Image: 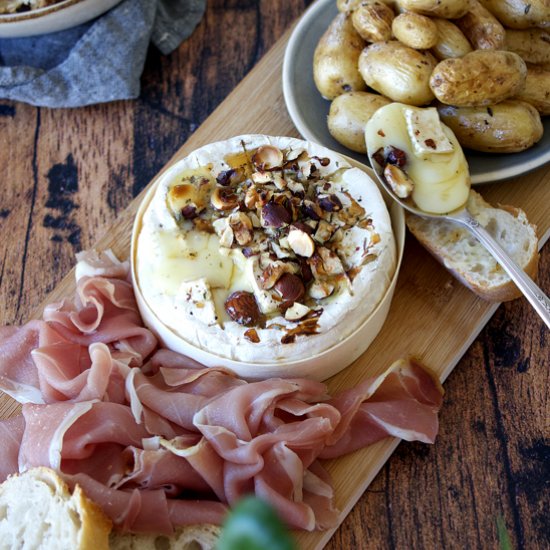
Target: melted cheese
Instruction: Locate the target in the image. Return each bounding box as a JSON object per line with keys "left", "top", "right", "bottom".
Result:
{"left": 365, "top": 103, "right": 470, "bottom": 215}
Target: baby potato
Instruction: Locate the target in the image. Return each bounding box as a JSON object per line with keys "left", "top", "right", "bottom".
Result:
{"left": 328, "top": 92, "right": 392, "bottom": 153}
{"left": 430, "top": 50, "right": 527, "bottom": 107}
{"left": 395, "top": 0, "right": 470, "bottom": 19}
{"left": 352, "top": 1, "right": 394, "bottom": 42}
{"left": 392, "top": 12, "right": 438, "bottom": 49}
{"left": 313, "top": 13, "right": 367, "bottom": 100}
{"left": 437, "top": 100, "right": 543, "bottom": 153}
{"left": 514, "top": 65, "right": 550, "bottom": 115}
{"left": 359, "top": 41, "right": 437, "bottom": 105}
{"left": 455, "top": 0, "right": 505, "bottom": 50}
{"left": 338, "top": 0, "right": 395, "bottom": 12}
{"left": 504, "top": 29, "right": 550, "bottom": 66}
{"left": 431, "top": 18, "right": 473, "bottom": 60}
{"left": 478, "top": 0, "right": 550, "bottom": 29}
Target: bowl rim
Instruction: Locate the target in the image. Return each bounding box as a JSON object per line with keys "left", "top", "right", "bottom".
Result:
{"left": 130, "top": 139, "right": 405, "bottom": 370}
{"left": 0, "top": 0, "right": 85, "bottom": 21}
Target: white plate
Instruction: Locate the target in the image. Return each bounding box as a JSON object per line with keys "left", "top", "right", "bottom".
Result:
{"left": 0, "top": 0, "right": 122, "bottom": 37}
{"left": 282, "top": 0, "right": 550, "bottom": 185}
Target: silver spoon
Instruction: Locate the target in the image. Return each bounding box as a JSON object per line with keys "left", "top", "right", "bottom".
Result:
{"left": 367, "top": 153, "right": 550, "bottom": 329}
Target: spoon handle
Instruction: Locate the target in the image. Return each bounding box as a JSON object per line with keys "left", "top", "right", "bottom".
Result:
{"left": 457, "top": 210, "right": 550, "bottom": 329}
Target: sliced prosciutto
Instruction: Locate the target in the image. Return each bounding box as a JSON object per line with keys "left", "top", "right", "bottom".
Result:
{"left": 0, "top": 249, "right": 444, "bottom": 534}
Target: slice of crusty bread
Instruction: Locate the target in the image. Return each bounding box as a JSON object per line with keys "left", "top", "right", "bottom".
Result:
{"left": 406, "top": 190, "right": 539, "bottom": 302}
{"left": 109, "top": 525, "right": 221, "bottom": 550}
{"left": 0, "top": 467, "right": 111, "bottom": 550}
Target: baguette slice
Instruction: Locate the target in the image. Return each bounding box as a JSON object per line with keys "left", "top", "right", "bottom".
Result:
{"left": 109, "top": 525, "right": 221, "bottom": 550}
{"left": 406, "top": 190, "right": 539, "bottom": 302}
{"left": 0, "top": 467, "right": 111, "bottom": 550}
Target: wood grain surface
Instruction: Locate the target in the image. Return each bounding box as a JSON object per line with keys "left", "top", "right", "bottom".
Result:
{"left": 0, "top": 1, "right": 548, "bottom": 549}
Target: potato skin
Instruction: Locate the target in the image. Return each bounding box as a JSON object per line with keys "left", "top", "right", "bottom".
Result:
{"left": 478, "top": 0, "right": 550, "bottom": 29}
{"left": 514, "top": 65, "right": 550, "bottom": 115}
{"left": 437, "top": 100, "right": 543, "bottom": 152}
{"left": 430, "top": 50, "right": 527, "bottom": 106}
{"left": 504, "top": 29, "right": 550, "bottom": 65}
{"left": 395, "top": 0, "right": 470, "bottom": 18}
{"left": 328, "top": 92, "right": 392, "bottom": 153}
{"left": 313, "top": 13, "right": 367, "bottom": 100}
{"left": 431, "top": 18, "right": 473, "bottom": 60}
{"left": 359, "top": 41, "right": 437, "bottom": 105}
{"left": 352, "top": 1, "right": 394, "bottom": 42}
{"left": 392, "top": 12, "right": 438, "bottom": 49}
{"left": 455, "top": 0, "right": 505, "bottom": 50}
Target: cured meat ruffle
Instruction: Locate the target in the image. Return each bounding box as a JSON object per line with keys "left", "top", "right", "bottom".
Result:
{"left": 0, "top": 249, "right": 443, "bottom": 533}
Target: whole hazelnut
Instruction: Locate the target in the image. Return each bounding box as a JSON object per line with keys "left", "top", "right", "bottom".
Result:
{"left": 224, "top": 291, "right": 261, "bottom": 326}
{"left": 274, "top": 273, "right": 305, "bottom": 304}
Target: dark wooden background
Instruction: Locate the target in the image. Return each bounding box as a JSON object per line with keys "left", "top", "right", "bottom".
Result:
{"left": 0, "top": 1, "right": 548, "bottom": 548}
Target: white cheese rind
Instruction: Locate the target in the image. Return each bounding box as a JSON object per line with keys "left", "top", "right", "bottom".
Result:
{"left": 135, "top": 135, "right": 396, "bottom": 364}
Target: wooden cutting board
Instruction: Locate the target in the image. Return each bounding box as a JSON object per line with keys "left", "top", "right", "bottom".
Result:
{"left": 1, "top": 26, "right": 549, "bottom": 550}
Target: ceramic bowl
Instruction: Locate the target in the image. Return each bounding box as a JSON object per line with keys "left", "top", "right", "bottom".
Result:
{"left": 0, "top": 0, "right": 122, "bottom": 38}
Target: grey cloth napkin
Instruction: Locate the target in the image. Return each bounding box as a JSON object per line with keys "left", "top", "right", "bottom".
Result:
{"left": 0, "top": 0, "right": 205, "bottom": 107}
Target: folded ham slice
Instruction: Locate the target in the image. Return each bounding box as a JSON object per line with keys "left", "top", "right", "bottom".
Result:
{"left": 0, "top": 250, "right": 443, "bottom": 533}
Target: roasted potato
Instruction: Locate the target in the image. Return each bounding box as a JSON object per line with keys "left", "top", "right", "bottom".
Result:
{"left": 313, "top": 14, "right": 367, "bottom": 100}
{"left": 359, "top": 41, "right": 437, "bottom": 105}
{"left": 352, "top": 1, "right": 394, "bottom": 42}
{"left": 430, "top": 50, "right": 527, "bottom": 106}
{"left": 478, "top": 0, "right": 550, "bottom": 29}
{"left": 514, "top": 65, "right": 550, "bottom": 115}
{"left": 395, "top": 0, "right": 470, "bottom": 19}
{"left": 455, "top": 0, "right": 506, "bottom": 50}
{"left": 338, "top": 0, "right": 396, "bottom": 12}
{"left": 431, "top": 18, "right": 473, "bottom": 60}
{"left": 328, "top": 92, "right": 392, "bottom": 153}
{"left": 504, "top": 29, "right": 550, "bottom": 65}
{"left": 437, "top": 100, "right": 543, "bottom": 153}
{"left": 392, "top": 12, "right": 438, "bottom": 49}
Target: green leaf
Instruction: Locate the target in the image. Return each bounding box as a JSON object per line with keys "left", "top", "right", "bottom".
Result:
{"left": 216, "top": 496, "right": 297, "bottom": 550}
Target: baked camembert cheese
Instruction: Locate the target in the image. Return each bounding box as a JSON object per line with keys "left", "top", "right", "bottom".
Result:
{"left": 133, "top": 135, "right": 396, "bottom": 365}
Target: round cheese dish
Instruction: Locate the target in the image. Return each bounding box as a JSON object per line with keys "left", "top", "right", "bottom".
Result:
{"left": 132, "top": 135, "right": 398, "bottom": 379}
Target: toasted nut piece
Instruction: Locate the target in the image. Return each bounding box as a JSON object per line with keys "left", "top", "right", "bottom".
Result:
{"left": 351, "top": 1, "right": 394, "bottom": 43}
{"left": 224, "top": 291, "right": 261, "bottom": 326}
{"left": 383, "top": 164, "right": 414, "bottom": 199}
{"left": 284, "top": 302, "right": 311, "bottom": 321}
{"left": 288, "top": 229, "right": 316, "bottom": 258}
{"left": 274, "top": 273, "right": 306, "bottom": 304}
{"left": 318, "top": 194, "right": 343, "bottom": 212}
{"left": 302, "top": 200, "right": 323, "bottom": 221}
{"left": 309, "top": 280, "right": 335, "bottom": 300}
{"left": 211, "top": 186, "right": 239, "bottom": 210}
{"left": 228, "top": 212, "right": 253, "bottom": 246}
{"left": 262, "top": 202, "right": 292, "bottom": 227}
{"left": 216, "top": 169, "right": 244, "bottom": 186}
{"left": 318, "top": 247, "right": 345, "bottom": 275}
{"left": 272, "top": 172, "right": 287, "bottom": 190}
{"left": 252, "top": 145, "right": 284, "bottom": 170}
{"left": 259, "top": 261, "right": 299, "bottom": 289}
{"left": 285, "top": 148, "right": 306, "bottom": 161}
{"left": 314, "top": 220, "right": 335, "bottom": 244}
{"left": 244, "top": 186, "right": 259, "bottom": 209}
{"left": 251, "top": 171, "right": 273, "bottom": 184}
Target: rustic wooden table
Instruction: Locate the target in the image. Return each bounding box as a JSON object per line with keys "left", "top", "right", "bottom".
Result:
{"left": 0, "top": 1, "right": 548, "bottom": 549}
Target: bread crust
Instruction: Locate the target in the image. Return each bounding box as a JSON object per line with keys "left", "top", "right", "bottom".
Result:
{"left": 0, "top": 467, "right": 111, "bottom": 550}
{"left": 406, "top": 191, "right": 539, "bottom": 302}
